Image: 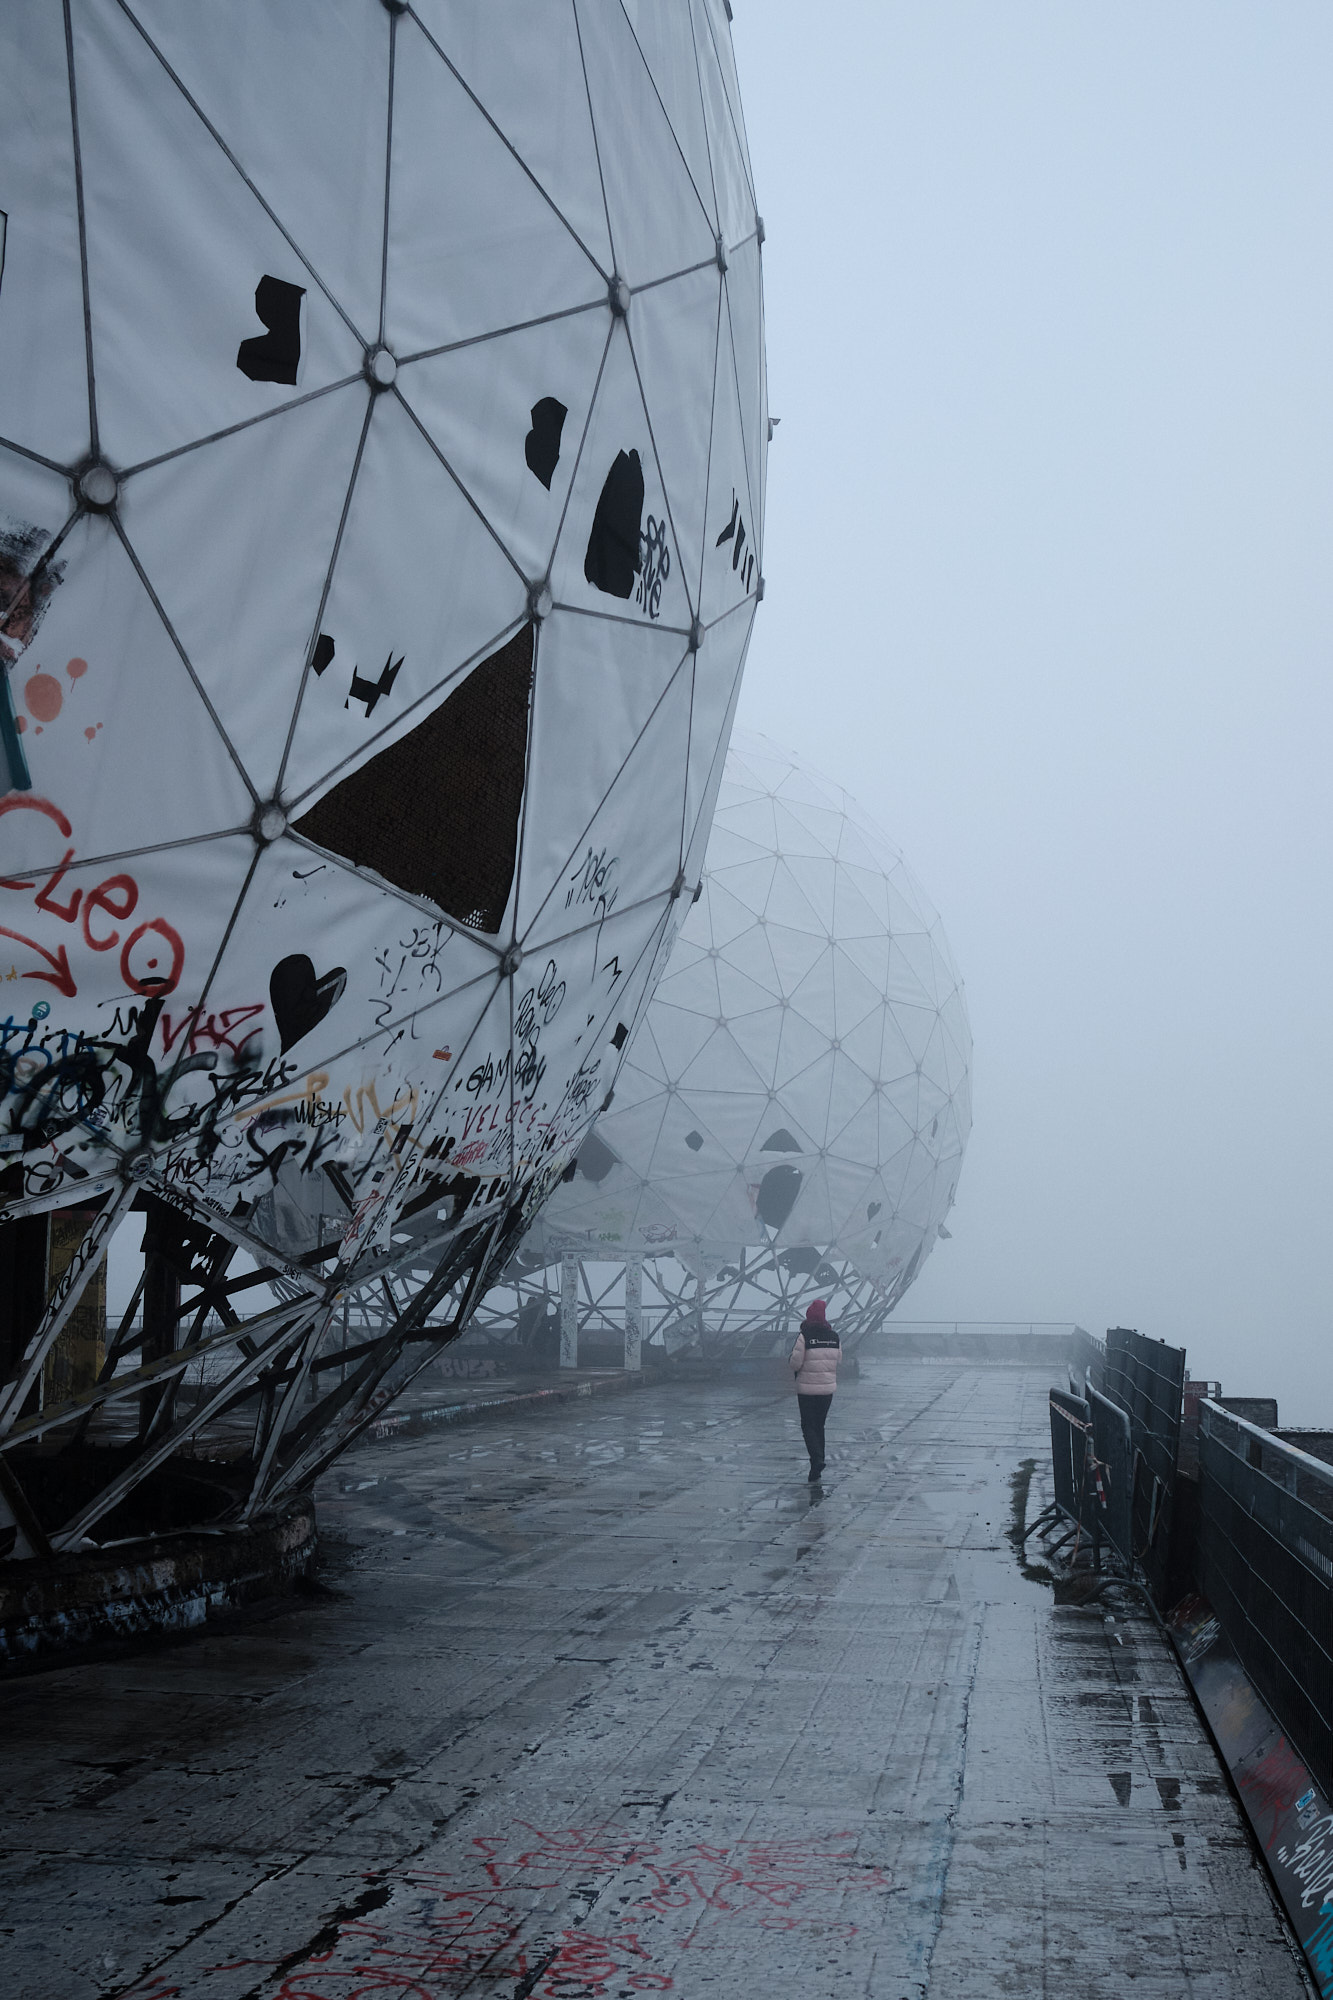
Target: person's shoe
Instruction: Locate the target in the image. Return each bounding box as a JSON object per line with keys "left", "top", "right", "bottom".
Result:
{"left": 808, "top": 1464, "right": 823, "bottom": 1483}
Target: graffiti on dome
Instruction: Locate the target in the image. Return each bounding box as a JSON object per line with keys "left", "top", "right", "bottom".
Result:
{"left": 0, "top": 871, "right": 606, "bottom": 1251}
{"left": 714, "top": 488, "right": 756, "bottom": 594}
{"left": 636, "top": 513, "right": 670, "bottom": 619}
{"left": 269, "top": 953, "right": 347, "bottom": 1054}
{"left": 1, "top": 796, "right": 185, "bottom": 1002}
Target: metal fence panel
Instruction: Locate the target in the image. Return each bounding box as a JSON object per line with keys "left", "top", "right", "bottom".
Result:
{"left": 1049, "top": 1390, "right": 1094, "bottom": 1536}
{"left": 1089, "top": 1384, "right": 1133, "bottom": 1565}
{"left": 1198, "top": 1400, "right": 1333, "bottom": 1801}
{"left": 1103, "top": 1326, "right": 1186, "bottom": 1601}
{"left": 1070, "top": 1326, "right": 1106, "bottom": 1396}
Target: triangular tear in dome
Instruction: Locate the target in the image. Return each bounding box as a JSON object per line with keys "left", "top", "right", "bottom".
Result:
{"left": 294, "top": 622, "right": 533, "bottom": 933}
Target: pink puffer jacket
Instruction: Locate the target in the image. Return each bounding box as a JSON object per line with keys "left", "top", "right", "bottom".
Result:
{"left": 790, "top": 1326, "right": 841, "bottom": 1395}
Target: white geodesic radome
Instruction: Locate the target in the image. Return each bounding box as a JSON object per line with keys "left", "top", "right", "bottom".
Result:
{"left": 524, "top": 731, "right": 971, "bottom": 1329}
{"left": 0, "top": 4, "right": 765, "bottom": 1545}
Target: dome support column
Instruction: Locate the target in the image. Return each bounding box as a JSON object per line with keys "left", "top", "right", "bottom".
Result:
{"left": 624, "top": 1257, "right": 643, "bottom": 1372}
{"left": 559, "top": 1254, "right": 579, "bottom": 1370}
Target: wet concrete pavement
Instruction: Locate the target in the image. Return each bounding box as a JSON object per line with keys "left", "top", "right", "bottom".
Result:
{"left": 0, "top": 1357, "right": 1312, "bottom": 1998}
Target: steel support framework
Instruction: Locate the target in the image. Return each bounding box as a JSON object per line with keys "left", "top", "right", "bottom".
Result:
{"left": 468, "top": 1242, "right": 894, "bottom": 1364}
{"left": 0, "top": 1165, "right": 523, "bottom": 1563}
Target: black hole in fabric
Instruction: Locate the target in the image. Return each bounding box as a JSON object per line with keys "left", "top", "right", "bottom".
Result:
{"left": 756, "top": 1164, "right": 802, "bottom": 1231}
{"left": 576, "top": 1131, "right": 617, "bottom": 1184}
{"left": 311, "top": 633, "right": 335, "bottom": 677}
{"left": 293, "top": 624, "right": 533, "bottom": 934}
{"left": 761, "top": 1128, "right": 801, "bottom": 1153}
{"left": 780, "top": 1246, "right": 820, "bottom": 1276}
{"left": 525, "top": 396, "right": 567, "bottom": 489}
{"left": 237, "top": 274, "right": 305, "bottom": 385}
{"left": 684, "top": 1130, "right": 703, "bottom": 1152}
{"left": 584, "top": 450, "right": 644, "bottom": 598}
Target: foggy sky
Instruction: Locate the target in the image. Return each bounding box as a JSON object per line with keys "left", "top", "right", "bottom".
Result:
{"left": 731, "top": 2, "right": 1333, "bottom": 1413}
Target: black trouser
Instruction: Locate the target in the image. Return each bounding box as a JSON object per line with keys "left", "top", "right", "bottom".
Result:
{"left": 798, "top": 1393, "right": 832, "bottom": 1471}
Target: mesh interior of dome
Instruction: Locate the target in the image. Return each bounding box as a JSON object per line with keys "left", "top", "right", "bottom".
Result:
{"left": 294, "top": 623, "right": 534, "bottom": 933}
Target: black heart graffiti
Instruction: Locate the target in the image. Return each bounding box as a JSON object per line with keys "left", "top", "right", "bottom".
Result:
{"left": 269, "top": 953, "right": 347, "bottom": 1054}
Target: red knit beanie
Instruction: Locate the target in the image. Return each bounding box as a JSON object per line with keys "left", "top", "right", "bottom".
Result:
{"left": 806, "top": 1298, "right": 827, "bottom": 1324}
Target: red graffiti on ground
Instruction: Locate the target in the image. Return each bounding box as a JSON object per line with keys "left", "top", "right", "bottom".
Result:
{"left": 236, "top": 1827, "right": 891, "bottom": 1999}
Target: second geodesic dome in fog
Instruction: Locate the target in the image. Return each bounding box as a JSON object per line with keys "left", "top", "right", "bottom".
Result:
{"left": 525, "top": 730, "right": 972, "bottom": 1314}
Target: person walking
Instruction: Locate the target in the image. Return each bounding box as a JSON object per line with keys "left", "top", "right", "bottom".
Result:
{"left": 790, "top": 1297, "right": 841, "bottom": 1482}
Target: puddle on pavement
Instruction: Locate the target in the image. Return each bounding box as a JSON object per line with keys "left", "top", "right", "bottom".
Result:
{"left": 1008, "top": 1455, "right": 1058, "bottom": 1587}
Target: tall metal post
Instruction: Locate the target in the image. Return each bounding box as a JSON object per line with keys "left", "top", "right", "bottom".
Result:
{"left": 559, "top": 1253, "right": 579, "bottom": 1370}
{"left": 624, "top": 1256, "right": 642, "bottom": 1372}
{"left": 688, "top": 1251, "right": 705, "bottom": 1356}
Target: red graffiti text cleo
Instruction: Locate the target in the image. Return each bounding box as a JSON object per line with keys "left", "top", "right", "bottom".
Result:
{"left": 0, "top": 795, "right": 184, "bottom": 1001}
